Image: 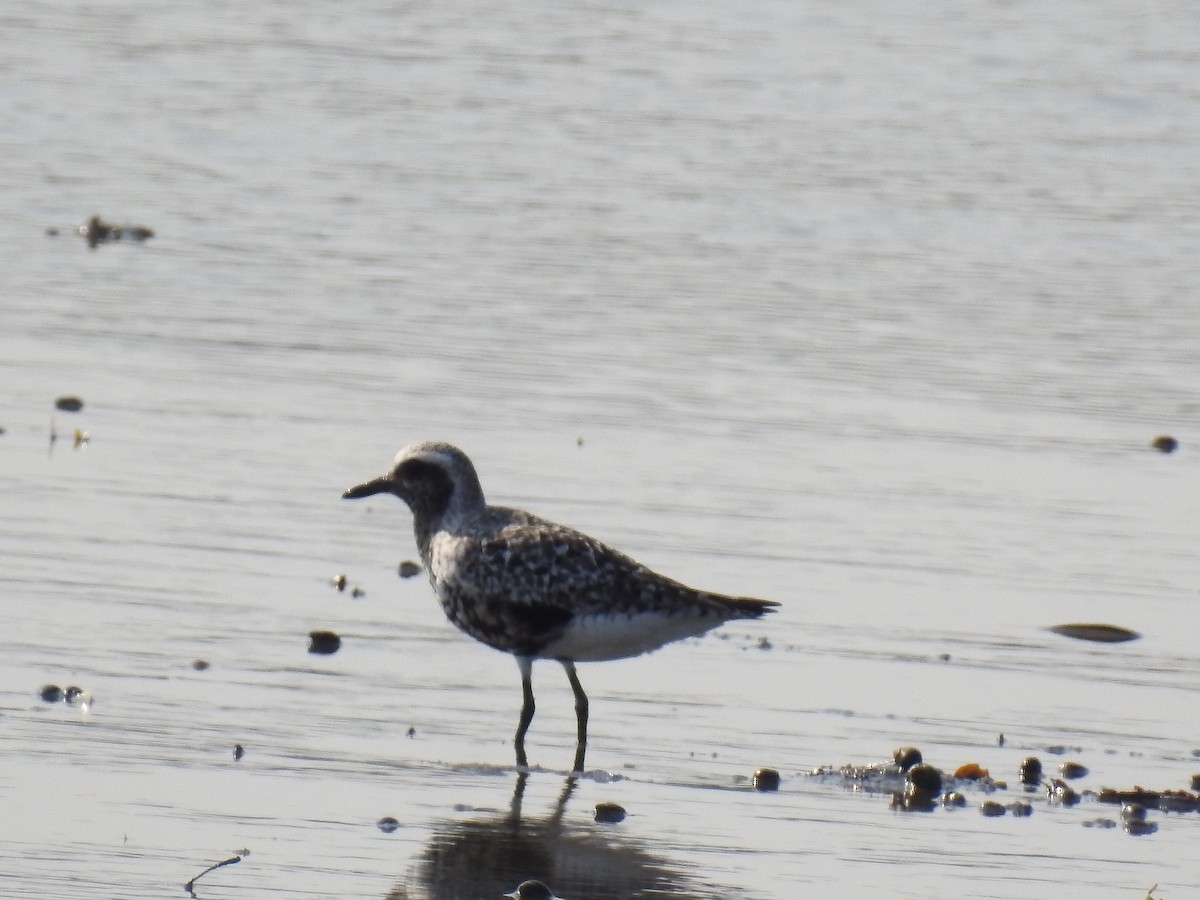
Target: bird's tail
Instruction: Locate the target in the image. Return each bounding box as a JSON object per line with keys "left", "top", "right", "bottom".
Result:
{"left": 718, "top": 595, "right": 780, "bottom": 619}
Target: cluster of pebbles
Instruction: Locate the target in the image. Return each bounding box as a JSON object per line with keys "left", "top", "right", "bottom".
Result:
{"left": 804, "top": 746, "right": 1198, "bottom": 834}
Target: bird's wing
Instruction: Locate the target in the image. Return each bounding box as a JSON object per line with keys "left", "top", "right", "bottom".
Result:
{"left": 460, "top": 517, "right": 703, "bottom": 618}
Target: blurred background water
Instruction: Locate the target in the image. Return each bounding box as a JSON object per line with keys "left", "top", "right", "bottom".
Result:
{"left": 3, "top": 0, "right": 1199, "bottom": 897}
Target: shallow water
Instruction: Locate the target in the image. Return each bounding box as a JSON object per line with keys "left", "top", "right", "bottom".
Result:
{"left": 4, "top": 0, "right": 1200, "bottom": 897}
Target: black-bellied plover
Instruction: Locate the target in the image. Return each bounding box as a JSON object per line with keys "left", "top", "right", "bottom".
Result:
{"left": 343, "top": 441, "right": 778, "bottom": 772}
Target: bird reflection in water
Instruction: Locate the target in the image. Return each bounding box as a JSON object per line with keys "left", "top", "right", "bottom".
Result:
{"left": 384, "top": 773, "right": 718, "bottom": 899}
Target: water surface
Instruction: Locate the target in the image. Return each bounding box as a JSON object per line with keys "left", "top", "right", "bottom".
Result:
{"left": 4, "top": 0, "right": 1199, "bottom": 897}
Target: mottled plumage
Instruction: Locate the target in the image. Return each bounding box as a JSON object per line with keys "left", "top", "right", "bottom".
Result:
{"left": 343, "top": 441, "right": 778, "bottom": 771}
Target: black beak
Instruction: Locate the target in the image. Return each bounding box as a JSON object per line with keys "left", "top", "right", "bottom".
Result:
{"left": 342, "top": 475, "right": 392, "bottom": 500}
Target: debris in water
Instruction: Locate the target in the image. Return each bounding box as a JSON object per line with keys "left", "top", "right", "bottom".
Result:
{"left": 192, "top": 659, "right": 210, "bottom": 671}
{"left": 233, "top": 744, "right": 244, "bottom": 761}
{"left": 184, "top": 853, "right": 242, "bottom": 896}
{"left": 752, "top": 768, "right": 781, "bottom": 792}
{"left": 953, "top": 763, "right": 988, "bottom": 781}
{"left": 1019, "top": 757, "right": 1043, "bottom": 786}
{"left": 55, "top": 396, "right": 84, "bottom": 412}
{"left": 308, "top": 630, "right": 341, "bottom": 654}
{"left": 39, "top": 685, "right": 63, "bottom": 703}
{"left": 1048, "top": 623, "right": 1140, "bottom": 643}
{"left": 1047, "top": 778, "right": 1080, "bottom": 806}
{"left": 594, "top": 801, "right": 627, "bottom": 823}
{"left": 377, "top": 816, "right": 400, "bottom": 833}
{"left": 893, "top": 746, "right": 923, "bottom": 771}
{"left": 1059, "top": 761, "right": 1088, "bottom": 780}
{"left": 398, "top": 560, "right": 422, "bottom": 578}
{"left": 979, "top": 800, "right": 1007, "bottom": 817}
{"left": 1150, "top": 435, "right": 1178, "bottom": 453}
{"left": 332, "top": 574, "right": 347, "bottom": 591}
{"left": 79, "top": 214, "right": 155, "bottom": 249}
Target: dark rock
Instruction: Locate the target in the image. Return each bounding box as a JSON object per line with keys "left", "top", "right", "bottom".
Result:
{"left": 55, "top": 396, "right": 84, "bottom": 412}
{"left": 1060, "top": 761, "right": 1088, "bottom": 779}
{"left": 752, "top": 768, "right": 781, "bottom": 791}
{"left": 594, "top": 802, "right": 627, "bottom": 824}
{"left": 893, "top": 746, "right": 922, "bottom": 771}
{"left": 1020, "top": 757, "right": 1043, "bottom": 785}
{"left": 1151, "top": 435, "right": 1178, "bottom": 453}
{"left": 39, "top": 685, "right": 63, "bottom": 703}
{"left": 308, "top": 630, "right": 342, "bottom": 654}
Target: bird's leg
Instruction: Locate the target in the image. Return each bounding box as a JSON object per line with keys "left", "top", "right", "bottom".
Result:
{"left": 562, "top": 661, "right": 588, "bottom": 773}
{"left": 515, "top": 656, "right": 535, "bottom": 770}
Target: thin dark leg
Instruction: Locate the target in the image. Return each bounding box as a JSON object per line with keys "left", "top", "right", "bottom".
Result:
{"left": 562, "top": 660, "right": 588, "bottom": 773}
{"left": 515, "top": 656, "right": 534, "bottom": 770}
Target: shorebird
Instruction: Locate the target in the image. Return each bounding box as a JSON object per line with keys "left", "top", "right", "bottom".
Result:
{"left": 343, "top": 441, "right": 778, "bottom": 772}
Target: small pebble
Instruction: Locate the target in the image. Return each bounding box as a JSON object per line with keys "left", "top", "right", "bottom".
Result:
{"left": 1019, "top": 757, "right": 1043, "bottom": 785}
{"left": 1060, "top": 761, "right": 1088, "bottom": 780}
{"left": 594, "top": 802, "right": 627, "bottom": 824}
{"left": 39, "top": 685, "right": 63, "bottom": 703}
{"left": 192, "top": 659, "right": 210, "bottom": 671}
{"left": 906, "top": 764, "right": 942, "bottom": 796}
{"left": 377, "top": 816, "right": 400, "bottom": 833}
{"left": 893, "top": 746, "right": 923, "bottom": 771}
{"left": 398, "top": 560, "right": 422, "bottom": 578}
{"left": 308, "top": 631, "right": 342, "bottom": 654}
{"left": 757, "top": 636, "right": 772, "bottom": 650}
{"left": 896, "top": 764, "right": 942, "bottom": 811}
{"left": 1048, "top": 778, "right": 1080, "bottom": 806}
{"left": 333, "top": 574, "right": 347, "bottom": 591}
{"left": 406, "top": 726, "right": 417, "bottom": 738}
{"left": 63, "top": 686, "right": 85, "bottom": 703}
{"left": 1150, "top": 435, "right": 1178, "bottom": 453}
{"left": 980, "top": 801, "right": 1007, "bottom": 817}
{"left": 55, "top": 396, "right": 84, "bottom": 412}
{"left": 752, "top": 768, "right": 781, "bottom": 791}
{"left": 1190, "top": 774, "right": 1200, "bottom": 792}
{"left": 942, "top": 791, "right": 967, "bottom": 808}
{"left": 1124, "top": 820, "right": 1158, "bottom": 836}
{"left": 1121, "top": 803, "right": 1146, "bottom": 823}
{"left": 350, "top": 586, "right": 365, "bottom": 598}
{"left": 233, "top": 744, "right": 244, "bottom": 761}
{"left": 1008, "top": 801, "right": 1033, "bottom": 817}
